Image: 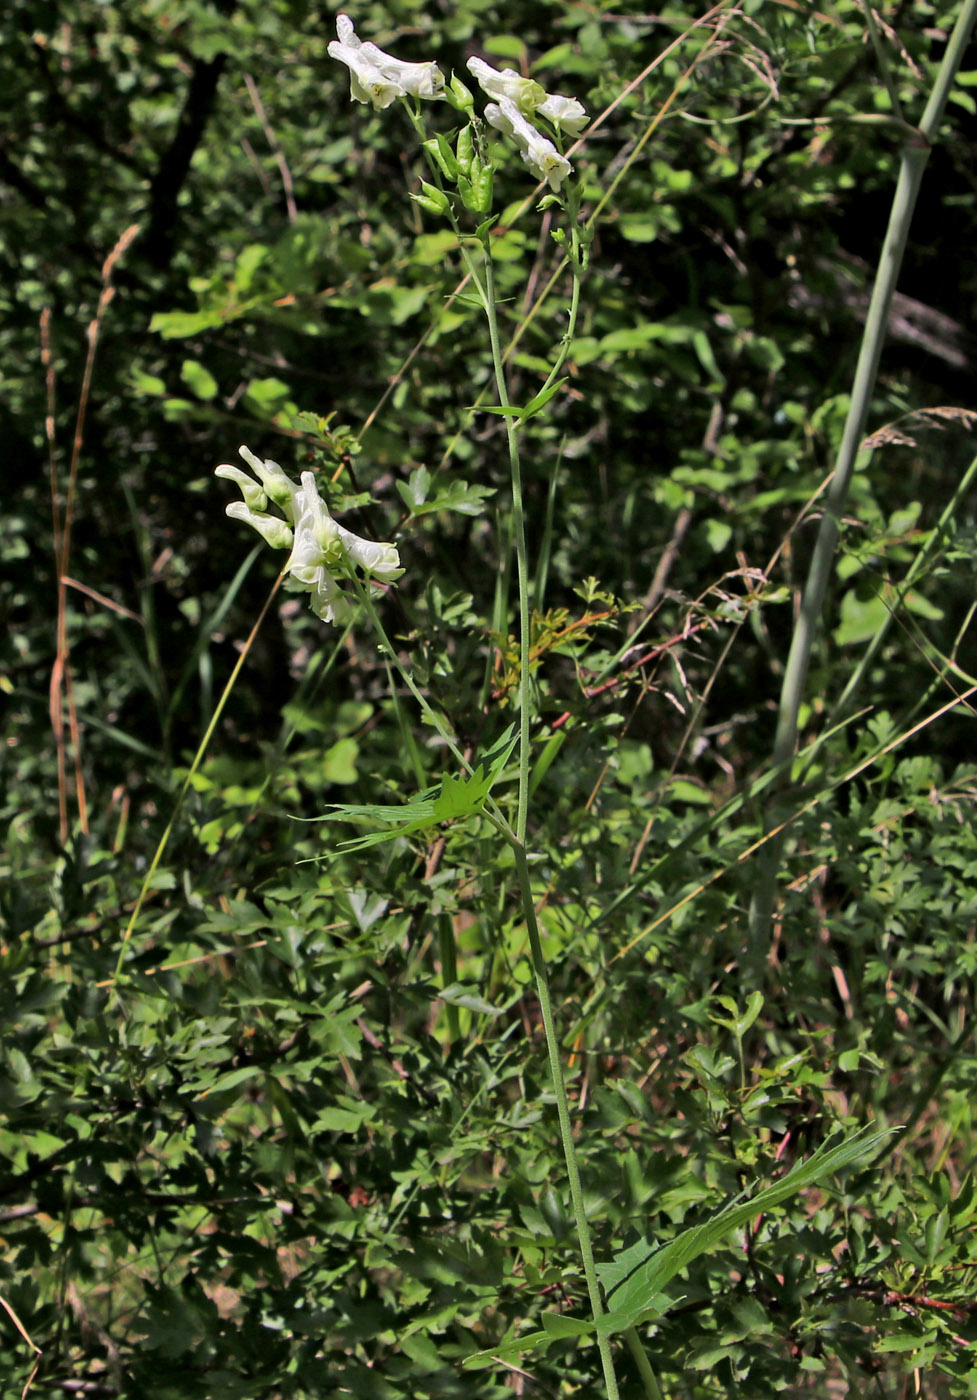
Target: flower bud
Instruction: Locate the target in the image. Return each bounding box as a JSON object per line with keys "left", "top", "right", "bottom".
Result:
{"left": 445, "top": 74, "right": 475, "bottom": 113}
{"left": 455, "top": 125, "right": 475, "bottom": 177}
{"left": 412, "top": 181, "right": 451, "bottom": 216}
{"left": 422, "top": 135, "right": 458, "bottom": 180}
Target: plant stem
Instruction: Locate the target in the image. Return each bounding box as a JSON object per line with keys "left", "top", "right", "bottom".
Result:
{"left": 625, "top": 1325, "right": 666, "bottom": 1400}
{"left": 408, "top": 102, "right": 641, "bottom": 1394}
{"left": 481, "top": 214, "right": 637, "bottom": 1398}
{"left": 480, "top": 247, "right": 533, "bottom": 841}
{"left": 512, "top": 846, "right": 621, "bottom": 1400}
{"left": 746, "top": 0, "right": 977, "bottom": 967}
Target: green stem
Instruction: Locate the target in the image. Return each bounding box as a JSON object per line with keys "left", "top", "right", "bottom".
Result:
{"left": 406, "top": 102, "right": 636, "bottom": 1395}
{"left": 624, "top": 1325, "right": 665, "bottom": 1400}
{"left": 480, "top": 245, "right": 532, "bottom": 844}
{"left": 747, "top": 0, "right": 977, "bottom": 966}
{"left": 481, "top": 204, "right": 635, "bottom": 1399}
{"left": 438, "top": 913, "right": 461, "bottom": 1046}
{"left": 512, "top": 846, "right": 621, "bottom": 1400}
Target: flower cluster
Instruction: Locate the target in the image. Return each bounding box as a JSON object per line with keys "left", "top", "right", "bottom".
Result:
{"left": 216, "top": 446, "right": 402, "bottom": 625}
{"left": 327, "top": 16, "right": 586, "bottom": 194}
{"left": 465, "top": 57, "right": 585, "bottom": 193}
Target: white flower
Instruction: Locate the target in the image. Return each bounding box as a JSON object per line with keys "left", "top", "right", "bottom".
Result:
{"left": 467, "top": 55, "right": 586, "bottom": 136}
{"left": 308, "top": 569, "right": 354, "bottom": 626}
{"left": 466, "top": 56, "right": 544, "bottom": 114}
{"left": 536, "top": 93, "right": 588, "bottom": 138}
{"left": 336, "top": 525, "right": 402, "bottom": 581}
{"left": 328, "top": 38, "right": 406, "bottom": 109}
{"left": 329, "top": 14, "right": 444, "bottom": 107}
{"left": 361, "top": 41, "right": 445, "bottom": 100}
{"left": 216, "top": 447, "right": 402, "bottom": 625}
{"left": 485, "top": 97, "right": 572, "bottom": 193}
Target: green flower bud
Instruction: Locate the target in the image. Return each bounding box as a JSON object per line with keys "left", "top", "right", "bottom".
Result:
{"left": 455, "top": 125, "right": 475, "bottom": 177}
{"left": 444, "top": 74, "right": 475, "bottom": 113}
{"left": 422, "top": 134, "right": 459, "bottom": 180}
{"left": 412, "top": 181, "right": 451, "bottom": 216}
{"left": 464, "top": 158, "right": 494, "bottom": 215}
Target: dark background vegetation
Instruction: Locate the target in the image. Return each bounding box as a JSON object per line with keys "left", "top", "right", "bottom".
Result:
{"left": 3, "top": 1, "right": 977, "bottom": 1396}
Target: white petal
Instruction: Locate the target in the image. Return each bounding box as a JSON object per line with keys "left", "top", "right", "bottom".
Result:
{"left": 536, "top": 93, "right": 587, "bottom": 137}
{"left": 225, "top": 501, "right": 294, "bottom": 551}
{"left": 237, "top": 445, "right": 298, "bottom": 510}
{"left": 336, "top": 523, "right": 403, "bottom": 580}
{"left": 484, "top": 101, "right": 513, "bottom": 138}
{"left": 310, "top": 569, "right": 354, "bottom": 625}
{"left": 335, "top": 13, "right": 359, "bottom": 47}
{"left": 492, "top": 97, "right": 573, "bottom": 191}
{"left": 328, "top": 40, "right": 406, "bottom": 108}
{"left": 360, "top": 41, "right": 445, "bottom": 100}
{"left": 215, "top": 463, "right": 267, "bottom": 511}
{"left": 298, "top": 472, "right": 343, "bottom": 558}
{"left": 466, "top": 56, "right": 543, "bottom": 113}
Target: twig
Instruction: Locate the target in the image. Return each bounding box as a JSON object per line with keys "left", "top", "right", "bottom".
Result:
{"left": 0, "top": 1290, "right": 42, "bottom": 1400}
{"left": 47, "top": 224, "right": 140, "bottom": 843}
{"left": 243, "top": 72, "right": 297, "bottom": 221}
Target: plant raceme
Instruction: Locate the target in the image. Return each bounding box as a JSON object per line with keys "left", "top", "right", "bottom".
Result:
{"left": 216, "top": 446, "right": 402, "bottom": 625}
{"left": 326, "top": 14, "right": 585, "bottom": 194}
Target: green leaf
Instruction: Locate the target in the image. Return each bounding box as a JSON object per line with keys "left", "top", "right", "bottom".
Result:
{"left": 188, "top": 1065, "right": 264, "bottom": 1097}
{"left": 520, "top": 377, "right": 568, "bottom": 421}
{"left": 180, "top": 360, "right": 219, "bottom": 401}
{"left": 438, "top": 984, "right": 503, "bottom": 1016}
{"left": 464, "top": 1329, "right": 553, "bottom": 1369}
{"left": 596, "top": 1127, "right": 894, "bottom": 1336}
{"left": 150, "top": 309, "right": 225, "bottom": 338}
{"left": 397, "top": 467, "right": 494, "bottom": 518}
{"left": 432, "top": 765, "right": 492, "bottom": 820}
{"left": 541, "top": 1312, "right": 592, "bottom": 1339}
{"left": 323, "top": 737, "right": 359, "bottom": 784}
{"left": 317, "top": 727, "right": 517, "bottom": 851}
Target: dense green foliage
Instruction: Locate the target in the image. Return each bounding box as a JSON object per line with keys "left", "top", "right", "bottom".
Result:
{"left": 4, "top": 0, "right": 977, "bottom": 1396}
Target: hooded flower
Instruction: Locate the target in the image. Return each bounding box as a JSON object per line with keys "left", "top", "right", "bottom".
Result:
{"left": 465, "top": 56, "right": 544, "bottom": 114}
{"left": 328, "top": 37, "right": 405, "bottom": 109}
{"left": 467, "top": 55, "right": 586, "bottom": 136}
{"left": 360, "top": 41, "right": 445, "bottom": 100}
{"left": 536, "top": 92, "right": 588, "bottom": 138}
{"left": 329, "top": 14, "right": 444, "bottom": 107}
{"left": 484, "top": 97, "right": 572, "bottom": 193}
{"left": 216, "top": 446, "right": 403, "bottom": 625}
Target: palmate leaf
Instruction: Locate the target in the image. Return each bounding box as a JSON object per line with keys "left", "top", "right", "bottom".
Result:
{"left": 317, "top": 726, "right": 518, "bottom": 850}
{"left": 463, "top": 1125, "right": 893, "bottom": 1369}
